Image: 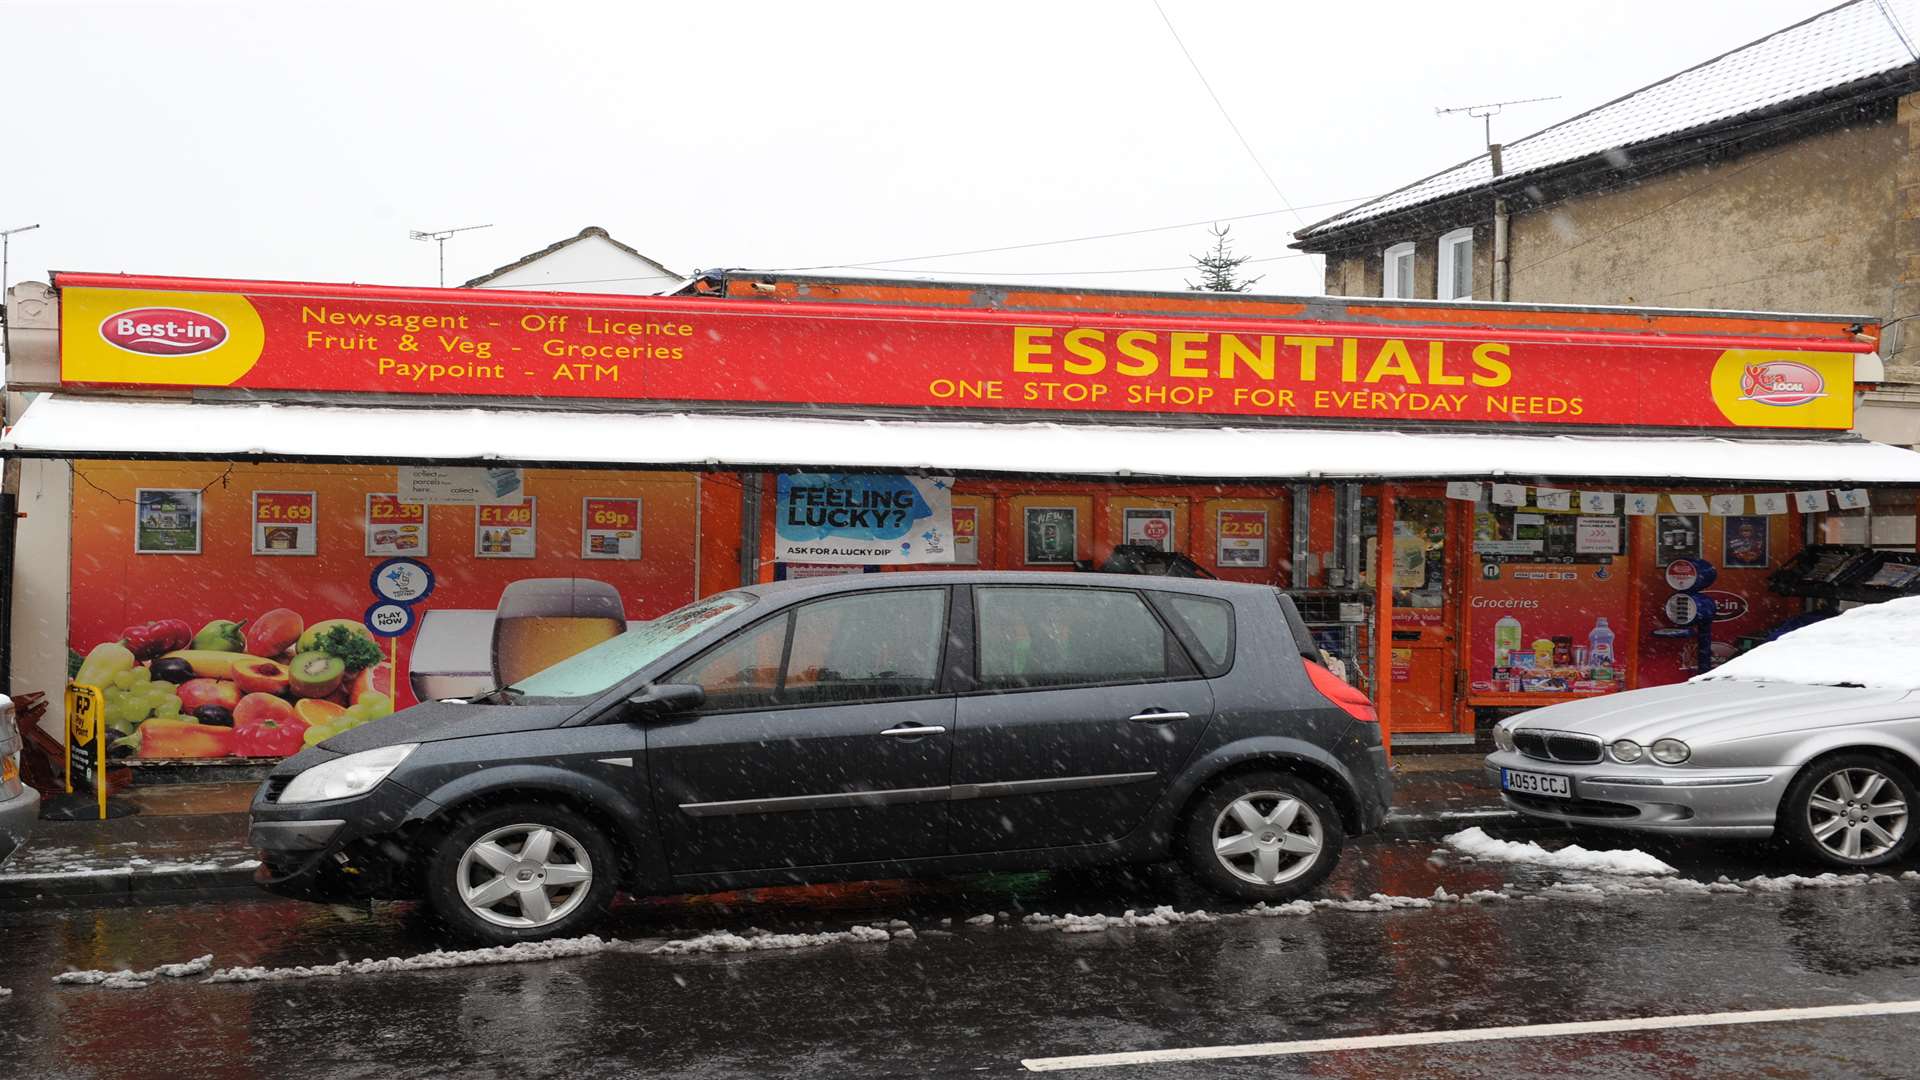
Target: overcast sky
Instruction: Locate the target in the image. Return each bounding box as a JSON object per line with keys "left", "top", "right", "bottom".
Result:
{"left": 2, "top": 0, "right": 1836, "bottom": 297}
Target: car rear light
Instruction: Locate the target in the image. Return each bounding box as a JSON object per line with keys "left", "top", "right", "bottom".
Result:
{"left": 1302, "top": 658, "right": 1377, "bottom": 722}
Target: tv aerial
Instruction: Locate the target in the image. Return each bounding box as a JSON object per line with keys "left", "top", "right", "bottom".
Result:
{"left": 1435, "top": 96, "right": 1561, "bottom": 150}
{"left": 409, "top": 223, "right": 494, "bottom": 287}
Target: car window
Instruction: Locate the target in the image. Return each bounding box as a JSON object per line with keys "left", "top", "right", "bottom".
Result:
{"left": 783, "top": 589, "right": 947, "bottom": 706}
{"left": 1157, "top": 592, "right": 1234, "bottom": 676}
{"left": 976, "top": 586, "right": 1188, "bottom": 691}
{"left": 674, "top": 613, "right": 789, "bottom": 711}
{"left": 507, "top": 591, "right": 756, "bottom": 699}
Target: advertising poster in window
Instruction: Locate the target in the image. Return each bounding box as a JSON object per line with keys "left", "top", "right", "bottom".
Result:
{"left": 134, "top": 488, "right": 202, "bottom": 554}
{"left": 475, "top": 497, "right": 537, "bottom": 559}
{"left": 1216, "top": 509, "right": 1268, "bottom": 567}
{"left": 251, "top": 490, "right": 317, "bottom": 556}
{"left": 365, "top": 493, "right": 428, "bottom": 556}
{"left": 1655, "top": 514, "right": 1701, "bottom": 562}
{"left": 1123, "top": 507, "right": 1175, "bottom": 551}
{"left": 1024, "top": 506, "right": 1078, "bottom": 564}
{"left": 950, "top": 505, "right": 980, "bottom": 565}
{"left": 581, "top": 497, "right": 642, "bottom": 560}
{"left": 1724, "top": 515, "right": 1769, "bottom": 567}
{"left": 774, "top": 473, "right": 955, "bottom": 565}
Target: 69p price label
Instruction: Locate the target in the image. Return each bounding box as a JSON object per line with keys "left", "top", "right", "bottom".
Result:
{"left": 582, "top": 497, "right": 642, "bottom": 560}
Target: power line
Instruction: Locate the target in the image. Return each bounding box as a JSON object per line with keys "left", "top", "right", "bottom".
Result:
{"left": 766, "top": 194, "right": 1367, "bottom": 273}
{"left": 1150, "top": 0, "right": 1302, "bottom": 226}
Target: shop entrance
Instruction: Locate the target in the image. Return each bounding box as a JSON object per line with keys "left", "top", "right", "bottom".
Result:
{"left": 1362, "top": 490, "right": 1461, "bottom": 734}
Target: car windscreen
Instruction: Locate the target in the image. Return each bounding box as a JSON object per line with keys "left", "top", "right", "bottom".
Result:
{"left": 507, "top": 591, "right": 758, "bottom": 699}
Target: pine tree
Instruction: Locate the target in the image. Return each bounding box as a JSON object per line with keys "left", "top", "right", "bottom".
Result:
{"left": 1187, "top": 224, "right": 1262, "bottom": 292}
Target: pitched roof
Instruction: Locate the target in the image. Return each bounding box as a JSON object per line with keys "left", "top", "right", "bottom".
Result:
{"left": 1294, "top": 0, "right": 1920, "bottom": 243}
{"left": 463, "top": 226, "right": 680, "bottom": 288}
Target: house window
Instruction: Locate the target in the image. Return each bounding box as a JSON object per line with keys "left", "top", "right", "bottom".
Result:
{"left": 1382, "top": 243, "right": 1414, "bottom": 299}
{"left": 1438, "top": 228, "right": 1474, "bottom": 300}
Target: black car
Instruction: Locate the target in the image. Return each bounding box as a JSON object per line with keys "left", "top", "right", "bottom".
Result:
{"left": 250, "top": 572, "right": 1392, "bottom": 943}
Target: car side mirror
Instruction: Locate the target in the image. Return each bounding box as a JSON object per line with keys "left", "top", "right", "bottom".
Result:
{"left": 624, "top": 683, "right": 705, "bottom": 721}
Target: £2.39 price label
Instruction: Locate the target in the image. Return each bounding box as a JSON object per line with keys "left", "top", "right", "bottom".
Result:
{"left": 252, "top": 490, "right": 317, "bottom": 556}
{"left": 582, "top": 497, "right": 642, "bottom": 560}
{"left": 365, "top": 493, "right": 428, "bottom": 557}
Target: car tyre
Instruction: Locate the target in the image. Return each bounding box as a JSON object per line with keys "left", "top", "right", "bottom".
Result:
{"left": 1780, "top": 754, "right": 1919, "bottom": 869}
{"left": 425, "top": 802, "right": 620, "bottom": 944}
{"left": 1182, "top": 771, "right": 1343, "bottom": 902}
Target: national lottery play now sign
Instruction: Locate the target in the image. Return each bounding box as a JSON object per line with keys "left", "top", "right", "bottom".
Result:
{"left": 775, "top": 474, "right": 954, "bottom": 565}
{"left": 55, "top": 273, "right": 1865, "bottom": 429}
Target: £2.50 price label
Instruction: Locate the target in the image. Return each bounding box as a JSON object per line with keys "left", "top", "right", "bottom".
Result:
{"left": 582, "top": 497, "right": 642, "bottom": 560}
{"left": 252, "top": 490, "right": 317, "bottom": 556}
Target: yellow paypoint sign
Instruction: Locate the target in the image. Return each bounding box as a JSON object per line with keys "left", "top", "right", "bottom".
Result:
{"left": 65, "top": 682, "right": 109, "bottom": 819}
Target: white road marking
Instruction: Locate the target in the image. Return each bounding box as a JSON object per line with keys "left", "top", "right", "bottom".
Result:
{"left": 1021, "top": 999, "right": 1920, "bottom": 1071}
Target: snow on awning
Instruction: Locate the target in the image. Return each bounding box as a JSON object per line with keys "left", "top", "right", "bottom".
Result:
{"left": 9, "top": 394, "right": 1920, "bottom": 485}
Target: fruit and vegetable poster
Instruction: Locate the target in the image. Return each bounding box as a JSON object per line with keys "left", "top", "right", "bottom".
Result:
{"left": 68, "top": 461, "right": 702, "bottom": 760}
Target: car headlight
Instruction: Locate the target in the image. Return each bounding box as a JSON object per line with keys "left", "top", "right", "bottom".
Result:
{"left": 1609, "top": 739, "right": 1644, "bottom": 763}
{"left": 1649, "top": 738, "right": 1691, "bottom": 765}
{"left": 1493, "top": 724, "right": 1516, "bottom": 753}
{"left": 278, "top": 744, "right": 417, "bottom": 805}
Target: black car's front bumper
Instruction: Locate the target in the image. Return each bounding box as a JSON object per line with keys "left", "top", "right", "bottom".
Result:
{"left": 248, "top": 770, "right": 435, "bottom": 902}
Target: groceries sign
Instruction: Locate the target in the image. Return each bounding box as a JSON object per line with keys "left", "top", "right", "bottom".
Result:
{"left": 56, "top": 275, "right": 1861, "bottom": 429}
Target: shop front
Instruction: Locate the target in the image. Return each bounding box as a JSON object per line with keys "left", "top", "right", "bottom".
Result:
{"left": 5, "top": 270, "right": 1920, "bottom": 775}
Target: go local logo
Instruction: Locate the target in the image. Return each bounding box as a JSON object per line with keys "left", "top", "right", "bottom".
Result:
{"left": 98, "top": 307, "right": 229, "bottom": 356}
{"left": 1708, "top": 349, "right": 1851, "bottom": 429}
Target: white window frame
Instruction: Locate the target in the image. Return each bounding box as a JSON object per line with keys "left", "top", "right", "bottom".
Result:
{"left": 1438, "top": 228, "right": 1474, "bottom": 301}
{"left": 1382, "top": 242, "right": 1415, "bottom": 299}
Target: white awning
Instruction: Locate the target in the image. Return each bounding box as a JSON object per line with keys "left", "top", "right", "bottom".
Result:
{"left": 9, "top": 394, "right": 1920, "bottom": 484}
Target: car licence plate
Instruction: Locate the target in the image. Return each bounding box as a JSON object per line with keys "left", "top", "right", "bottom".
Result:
{"left": 1501, "top": 768, "right": 1571, "bottom": 799}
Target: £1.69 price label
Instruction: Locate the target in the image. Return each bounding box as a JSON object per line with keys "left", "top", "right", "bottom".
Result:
{"left": 582, "top": 497, "right": 642, "bottom": 560}
{"left": 252, "top": 490, "right": 318, "bottom": 556}
{"left": 475, "top": 497, "right": 538, "bottom": 559}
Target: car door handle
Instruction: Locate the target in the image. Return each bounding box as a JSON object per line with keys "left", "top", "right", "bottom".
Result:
{"left": 880, "top": 724, "right": 947, "bottom": 737}
{"left": 1128, "top": 710, "right": 1191, "bottom": 723}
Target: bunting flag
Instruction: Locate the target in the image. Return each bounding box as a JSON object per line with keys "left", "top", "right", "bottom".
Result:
{"left": 1669, "top": 494, "right": 1710, "bottom": 515}
{"left": 1491, "top": 483, "right": 1528, "bottom": 507}
{"left": 1708, "top": 494, "right": 1745, "bottom": 516}
{"left": 1534, "top": 488, "right": 1572, "bottom": 511}
{"left": 1579, "top": 491, "right": 1617, "bottom": 514}
{"left": 1794, "top": 489, "right": 1831, "bottom": 513}
{"left": 1834, "top": 488, "right": 1871, "bottom": 510}
{"left": 1752, "top": 493, "right": 1789, "bottom": 516}
{"left": 1444, "top": 481, "right": 1484, "bottom": 502}
{"left": 1623, "top": 494, "right": 1661, "bottom": 516}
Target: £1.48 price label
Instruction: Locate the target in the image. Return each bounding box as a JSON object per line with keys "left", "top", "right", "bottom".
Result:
{"left": 475, "top": 497, "right": 538, "bottom": 559}
{"left": 582, "top": 497, "right": 642, "bottom": 560}
{"left": 252, "top": 490, "right": 317, "bottom": 556}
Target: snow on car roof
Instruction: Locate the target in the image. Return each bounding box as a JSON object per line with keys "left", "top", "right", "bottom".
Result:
{"left": 1296, "top": 0, "right": 1920, "bottom": 239}
{"left": 1694, "top": 596, "right": 1920, "bottom": 689}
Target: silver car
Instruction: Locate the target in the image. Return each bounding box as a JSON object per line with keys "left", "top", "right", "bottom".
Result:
{"left": 1, "top": 694, "right": 37, "bottom": 865}
{"left": 1485, "top": 600, "right": 1920, "bottom": 869}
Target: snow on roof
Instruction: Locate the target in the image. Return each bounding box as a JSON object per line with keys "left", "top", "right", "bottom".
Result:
{"left": 1297, "top": 0, "right": 1920, "bottom": 240}
{"left": 1696, "top": 595, "right": 1920, "bottom": 689}
{"left": 13, "top": 395, "right": 1920, "bottom": 484}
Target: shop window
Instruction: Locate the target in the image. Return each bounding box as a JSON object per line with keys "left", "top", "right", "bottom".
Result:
{"left": 976, "top": 587, "right": 1189, "bottom": 690}
{"left": 675, "top": 613, "right": 789, "bottom": 711}
{"left": 1821, "top": 491, "right": 1918, "bottom": 550}
{"left": 782, "top": 589, "right": 946, "bottom": 706}
{"left": 1438, "top": 228, "right": 1473, "bottom": 300}
{"left": 1382, "top": 243, "right": 1415, "bottom": 299}
{"left": 1357, "top": 496, "right": 1448, "bottom": 613}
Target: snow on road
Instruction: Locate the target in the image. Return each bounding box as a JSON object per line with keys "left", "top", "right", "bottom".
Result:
{"left": 1444, "top": 826, "right": 1678, "bottom": 875}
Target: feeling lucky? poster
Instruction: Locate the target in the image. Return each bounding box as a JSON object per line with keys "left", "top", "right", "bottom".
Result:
{"left": 775, "top": 474, "right": 955, "bottom": 565}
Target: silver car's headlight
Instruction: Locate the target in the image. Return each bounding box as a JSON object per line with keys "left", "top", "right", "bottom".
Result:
{"left": 1493, "top": 724, "right": 1516, "bottom": 753}
{"left": 279, "top": 744, "right": 417, "bottom": 805}
{"left": 1609, "top": 739, "right": 1644, "bottom": 763}
{"left": 1649, "top": 738, "right": 1691, "bottom": 765}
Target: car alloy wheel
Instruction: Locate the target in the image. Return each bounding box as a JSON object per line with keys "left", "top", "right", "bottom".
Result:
{"left": 1211, "top": 790, "right": 1325, "bottom": 887}
{"left": 1806, "top": 767, "right": 1909, "bottom": 862}
{"left": 455, "top": 822, "right": 596, "bottom": 929}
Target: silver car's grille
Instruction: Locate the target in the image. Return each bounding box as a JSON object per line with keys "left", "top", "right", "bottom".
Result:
{"left": 1513, "top": 729, "right": 1603, "bottom": 765}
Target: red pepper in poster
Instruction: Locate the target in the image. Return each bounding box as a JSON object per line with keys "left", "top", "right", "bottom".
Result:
{"left": 233, "top": 716, "right": 309, "bottom": 757}
{"left": 138, "top": 718, "right": 235, "bottom": 758}
{"left": 119, "top": 618, "right": 193, "bottom": 660}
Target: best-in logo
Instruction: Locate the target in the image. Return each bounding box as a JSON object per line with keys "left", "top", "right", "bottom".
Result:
{"left": 1738, "top": 361, "right": 1825, "bottom": 407}
{"left": 98, "top": 307, "right": 228, "bottom": 356}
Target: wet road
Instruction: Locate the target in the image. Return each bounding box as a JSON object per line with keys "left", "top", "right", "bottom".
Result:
{"left": 5, "top": 827, "right": 1920, "bottom": 1079}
